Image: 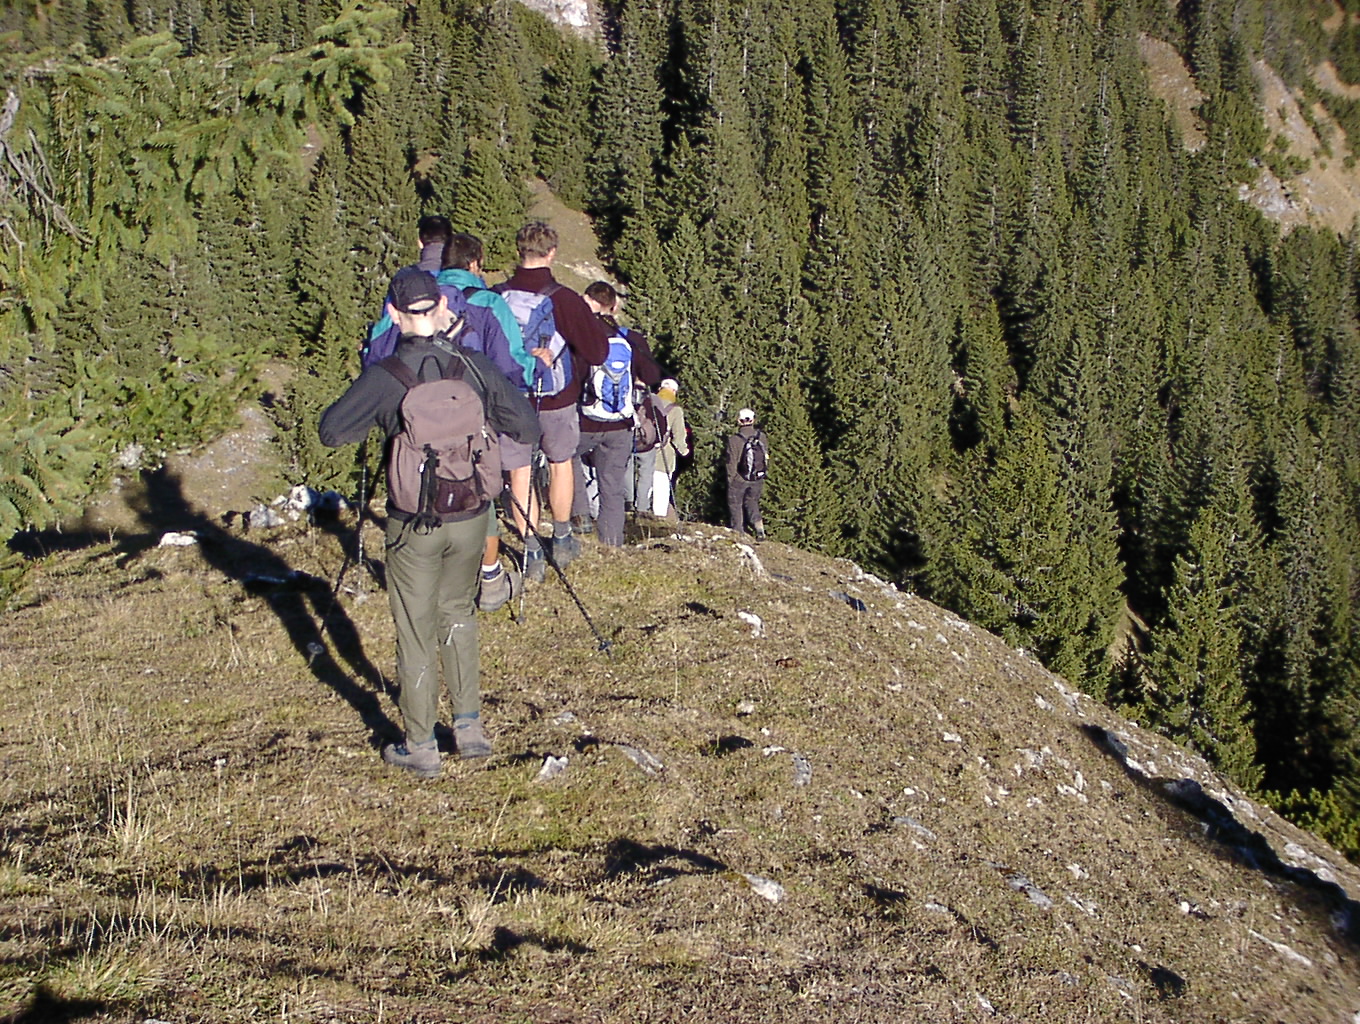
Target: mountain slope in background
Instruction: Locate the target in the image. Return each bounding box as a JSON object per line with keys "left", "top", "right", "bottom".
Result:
{"left": 1121, "top": 34, "right": 1359, "bottom": 234}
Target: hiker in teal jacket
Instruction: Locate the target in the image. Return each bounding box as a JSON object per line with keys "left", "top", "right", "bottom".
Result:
{"left": 441, "top": 233, "right": 540, "bottom": 611}
{"left": 439, "top": 234, "right": 536, "bottom": 390}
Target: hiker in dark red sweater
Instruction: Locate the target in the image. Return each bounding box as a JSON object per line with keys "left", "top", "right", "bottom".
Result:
{"left": 573, "top": 281, "right": 662, "bottom": 547}
{"left": 495, "top": 222, "right": 609, "bottom": 580}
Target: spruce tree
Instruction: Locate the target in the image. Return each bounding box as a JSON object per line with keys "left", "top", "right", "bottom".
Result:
{"left": 339, "top": 85, "right": 421, "bottom": 310}
{"left": 1143, "top": 501, "right": 1263, "bottom": 788}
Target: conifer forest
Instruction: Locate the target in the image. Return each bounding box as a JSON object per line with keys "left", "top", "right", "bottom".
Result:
{"left": 4, "top": 0, "right": 1360, "bottom": 855}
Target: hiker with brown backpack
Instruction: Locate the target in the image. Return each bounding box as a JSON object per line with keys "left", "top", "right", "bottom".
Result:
{"left": 319, "top": 268, "right": 540, "bottom": 777}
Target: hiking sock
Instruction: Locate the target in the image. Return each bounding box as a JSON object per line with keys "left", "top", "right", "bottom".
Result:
{"left": 524, "top": 533, "right": 542, "bottom": 553}
{"left": 553, "top": 520, "right": 572, "bottom": 540}
{"left": 481, "top": 562, "right": 503, "bottom": 580}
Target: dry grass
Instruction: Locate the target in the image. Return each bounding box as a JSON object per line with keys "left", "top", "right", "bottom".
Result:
{"left": 2, "top": 511, "right": 1359, "bottom": 1023}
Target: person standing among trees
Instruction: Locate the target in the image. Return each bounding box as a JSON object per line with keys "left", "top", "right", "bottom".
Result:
{"left": 651, "top": 378, "right": 690, "bottom": 519}
{"left": 318, "top": 268, "right": 540, "bottom": 776}
{"left": 726, "top": 407, "right": 767, "bottom": 540}
{"left": 574, "top": 280, "right": 661, "bottom": 546}
{"left": 494, "top": 221, "right": 610, "bottom": 581}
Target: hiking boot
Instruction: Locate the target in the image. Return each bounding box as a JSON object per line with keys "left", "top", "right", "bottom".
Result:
{"left": 572, "top": 514, "right": 595, "bottom": 536}
{"left": 753, "top": 521, "right": 767, "bottom": 541}
{"left": 454, "top": 717, "right": 493, "bottom": 759}
{"left": 552, "top": 532, "right": 581, "bottom": 569}
{"left": 523, "top": 547, "right": 546, "bottom": 583}
{"left": 476, "top": 565, "right": 517, "bottom": 613}
{"left": 382, "top": 740, "right": 440, "bottom": 778}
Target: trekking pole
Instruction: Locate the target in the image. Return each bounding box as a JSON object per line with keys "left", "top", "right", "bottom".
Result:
{"left": 315, "top": 432, "right": 372, "bottom": 652}
{"left": 503, "top": 483, "right": 613, "bottom": 657}
{"left": 324, "top": 434, "right": 370, "bottom": 602}
{"left": 354, "top": 435, "right": 370, "bottom": 572}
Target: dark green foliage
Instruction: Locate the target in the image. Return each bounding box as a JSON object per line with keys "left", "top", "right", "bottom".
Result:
{"left": 525, "top": 13, "right": 596, "bottom": 208}
{"left": 0, "top": 3, "right": 408, "bottom": 529}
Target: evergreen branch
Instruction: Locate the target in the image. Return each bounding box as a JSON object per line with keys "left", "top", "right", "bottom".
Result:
{"left": 0, "top": 89, "right": 89, "bottom": 245}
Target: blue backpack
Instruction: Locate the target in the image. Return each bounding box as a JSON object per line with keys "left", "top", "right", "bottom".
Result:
{"left": 581, "top": 327, "right": 635, "bottom": 422}
{"left": 493, "top": 282, "right": 572, "bottom": 398}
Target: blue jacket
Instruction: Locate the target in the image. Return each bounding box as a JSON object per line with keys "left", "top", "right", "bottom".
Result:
{"left": 437, "top": 268, "right": 537, "bottom": 390}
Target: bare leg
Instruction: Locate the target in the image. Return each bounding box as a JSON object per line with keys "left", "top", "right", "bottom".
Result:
{"left": 548, "top": 459, "right": 574, "bottom": 525}
{"left": 507, "top": 465, "right": 537, "bottom": 538}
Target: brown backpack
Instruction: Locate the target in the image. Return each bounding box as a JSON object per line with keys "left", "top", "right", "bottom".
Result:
{"left": 379, "top": 353, "right": 502, "bottom": 529}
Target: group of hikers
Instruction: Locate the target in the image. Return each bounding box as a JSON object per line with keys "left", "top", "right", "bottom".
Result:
{"left": 318, "top": 217, "right": 771, "bottom": 777}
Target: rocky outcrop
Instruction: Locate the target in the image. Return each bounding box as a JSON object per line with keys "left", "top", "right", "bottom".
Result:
{"left": 515, "top": 0, "right": 595, "bottom": 35}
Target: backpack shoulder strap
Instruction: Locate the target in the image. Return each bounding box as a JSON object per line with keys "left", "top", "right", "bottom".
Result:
{"left": 379, "top": 355, "right": 418, "bottom": 390}
{"left": 381, "top": 352, "right": 466, "bottom": 390}
{"left": 446, "top": 345, "right": 489, "bottom": 396}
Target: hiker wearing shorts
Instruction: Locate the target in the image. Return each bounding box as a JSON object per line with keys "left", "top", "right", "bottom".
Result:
{"left": 439, "top": 232, "right": 539, "bottom": 612}
{"left": 496, "top": 222, "right": 609, "bottom": 580}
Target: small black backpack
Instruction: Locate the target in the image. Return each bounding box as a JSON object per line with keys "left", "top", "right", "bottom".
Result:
{"left": 739, "top": 432, "right": 767, "bottom": 481}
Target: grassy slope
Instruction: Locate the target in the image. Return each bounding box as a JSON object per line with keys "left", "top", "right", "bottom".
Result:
{"left": 1, "top": 505, "right": 1358, "bottom": 1023}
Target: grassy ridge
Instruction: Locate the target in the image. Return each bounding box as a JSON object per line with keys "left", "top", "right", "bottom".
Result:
{"left": 1, "top": 504, "right": 1358, "bottom": 1022}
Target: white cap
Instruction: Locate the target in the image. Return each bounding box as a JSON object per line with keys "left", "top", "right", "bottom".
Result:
{"left": 738, "top": 408, "right": 756, "bottom": 423}
{"left": 659, "top": 378, "right": 679, "bottom": 392}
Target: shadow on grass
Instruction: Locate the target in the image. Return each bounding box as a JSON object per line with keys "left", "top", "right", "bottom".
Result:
{"left": 480, "top": 925, "right": 592, "bottom": 959}
{"left": 0, "top": 986, "right": 109, "bottom": 1024}
{"left": 11, "top": 467, "right": 396, "bottom": 746}
{"left": 603, "top": 837, "right": 726, "bottom": 879}
{"left": 177, "top": 858, "right": 377, "bottom": 895}
{"left": 1081, "top": 723, "right": 1360, "bottom": 953}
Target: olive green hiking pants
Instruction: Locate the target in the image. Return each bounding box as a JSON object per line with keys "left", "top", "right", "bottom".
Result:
{"left": 384, "top": 508, "right": 489, "bottom": 745}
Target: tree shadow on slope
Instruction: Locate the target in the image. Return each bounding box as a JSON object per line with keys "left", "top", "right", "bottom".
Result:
{"left": 1081, "top": 723, "right": 1360, "bottom": 954}
{"left": 12, "top": 467, "right": 398, "bottom": 745}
